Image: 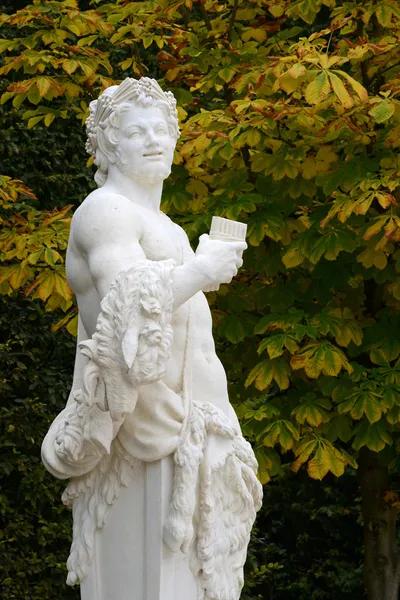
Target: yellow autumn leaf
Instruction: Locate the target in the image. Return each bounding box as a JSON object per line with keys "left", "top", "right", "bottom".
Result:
{"left": 66, "top": 315, "right": 78, "bottom": 336}
{"left": 62, "top": 59, "right": 79, "bottom": 75}
{"left": 375, "top": 192, "right": 396, "bottom": 209}
{"left": 292, "top": 439, "right": 317, "bottom": 473}
{"left": 269, "top": 3, "right": 285, "bottom": 17}
{"left": 36, "top": 272, "right": 55, "bottom": 302}
{"left": 288, "top": 63, "right": 306, "bottom": 79}
{"left": 338, "top": 71, "right": 368, "bottom": 102}
{"left": 302, "top": 156, "right": 318, "bottom": 180}
{"left": 363, "top": 217, "right": 388, "bottom": 240}
{"left": 53, "top": 271, "right": 72, "bottom": 300}
{"left": 36, "top": 77, "right": 51, "bottom": 98}
{"left": 316, "top": 145, "right": 338, "bottom": 170}
{"left": 44, "top": 113, "right": 55, "bottom": 127}
{"left": 28, "top": 116, "right": 43, "bottom": 129}
{"left": 246, "top": 129, "right": 261, "bottom": 147}
{"left": 166, "top": 67, "right": 180, "bottom": 82}
{"left": 186, "top": 178, "right": 208, "bottom": 197}
{"left": 282, "top": 245, "right": 304, "bottom": 268}
{"left": 241, "top": 29, "right": 267, "bottom": 43}
{"left": 374, "top": 251, "right": 387, "bottom": 270}
{"left": 328, "top": 72, "right": 353, "bottom": 108}
{"left": 323, "top": 445, "right": 346, "bottom": 478}
{"left": 8, "top": 264, "right": 33, "bottom": 289}
{"left": 275, "top": 72, "right": 300, "bottom": 94}
{"left": 307, "top": 446, "right": 330, "bottom": 480}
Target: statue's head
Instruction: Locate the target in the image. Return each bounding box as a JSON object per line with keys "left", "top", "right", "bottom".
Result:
{"left": 85, "top": 78, "right": 180, "bottom": 187}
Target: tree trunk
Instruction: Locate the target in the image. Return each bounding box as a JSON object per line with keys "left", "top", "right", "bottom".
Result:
{"left": 358, "top": 447, "right": 400, "bottom": 600}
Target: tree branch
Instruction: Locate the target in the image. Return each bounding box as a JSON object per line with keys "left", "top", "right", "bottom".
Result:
{"left": 395, "top": 549, "right": 400, "bottom": 589}
{"left": 179, "top": 5, "right": 190, "bottom": 29}
{"left": 199, "top": 4, "right": 212, "bottom": 32}
{"left": 370, "top": 61, "right": 400, "bottom": 85}
{"left": 228, "top": 0, "right": 239, "bottom": 42}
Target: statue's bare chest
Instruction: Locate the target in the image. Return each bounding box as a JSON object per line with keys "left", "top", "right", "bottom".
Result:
{"left": 139, "top": 212, "right": 192, "bottom": 265}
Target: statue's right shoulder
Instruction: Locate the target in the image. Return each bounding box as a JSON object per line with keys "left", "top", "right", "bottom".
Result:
{"left": 74, "top": 189, "right": 140, "bottom": 222}
{"left": 71, "top": 190, "right": 143, "bottom": 250}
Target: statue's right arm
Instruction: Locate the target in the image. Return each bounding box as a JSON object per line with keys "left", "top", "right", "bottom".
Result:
{"left": 71, "top": 193, "right": 246, "bottom": 313}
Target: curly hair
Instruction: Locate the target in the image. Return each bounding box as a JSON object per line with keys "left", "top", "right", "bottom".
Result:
{"left": 85, "top": 78, "right": 180, "bottom": 187}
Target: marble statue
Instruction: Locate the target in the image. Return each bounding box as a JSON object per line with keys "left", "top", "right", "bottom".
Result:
{"left": 41, "top": 77, "right": 262, "bottom": 600}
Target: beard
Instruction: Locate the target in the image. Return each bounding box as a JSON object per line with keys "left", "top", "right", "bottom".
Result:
{"left": 133, "top": 162, "right": 171, "bottom": 185}
{"left": 116, "top": 153, "right": 172, "bottom": 185}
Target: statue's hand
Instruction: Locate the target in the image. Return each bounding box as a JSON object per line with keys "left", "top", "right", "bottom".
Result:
{"left": 55, "top": 414, "right": 85, "bottom": 463}
{"left": 195, "top": 233, "right": 247, "bottom": 290}
{"left": 54, "top": 401, "right": 114, "bottom": 465}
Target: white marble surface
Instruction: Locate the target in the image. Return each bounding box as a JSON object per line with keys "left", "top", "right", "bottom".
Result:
{"left": 41, "top": 78, "right": 262, "bottom": 600}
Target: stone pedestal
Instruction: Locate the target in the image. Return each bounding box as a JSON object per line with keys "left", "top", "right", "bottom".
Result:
{"left": 81, "top": 457, "right": 199, "bottom": 600}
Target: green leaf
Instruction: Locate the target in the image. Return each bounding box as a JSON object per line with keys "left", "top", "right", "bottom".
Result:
{"left": 325, "top": 415, "right": 353, "bottom": 443}
{"left": 386, "top": 406, "right": 400, "bottom": 425}
{"left": 291, "top": 394, "right": 331, "bottom": 426}
{"left": 263, "top": 419, "right": 300, "bottom": 450}
{"left": 218, "top": 314, "right": 247, "bottom": 343}
{"left": 375, "top": 4, "right": 393, "bottom": 26}
{"left": 351, "top": 391, "right": 382, "bottom": 424}
{"left": 0, "top": 39, "right": 13, "bottom": 53}
{"left": 77, "top": 34, "right": 99, "bottom": 47}
{"left": 258, "top": 333, "right": 299, "bottom": 359}
{"left": 305, "top": 71, "right": 330, "bottom": 105}
{"left": 369, "top": 100, "right": 395, "bottom": 124}
{"left": 352, "top": 420, "right": 392, "bottom": 452}
{"left": 219, "top": 67, "right": 235, "bottom": 83}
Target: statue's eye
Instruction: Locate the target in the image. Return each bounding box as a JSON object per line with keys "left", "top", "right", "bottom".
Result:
{"left": 129, "top": 130, "right": 141, "bottom": 138}
{"left": 156, "top": 125, "right": 168, "bottom": 135}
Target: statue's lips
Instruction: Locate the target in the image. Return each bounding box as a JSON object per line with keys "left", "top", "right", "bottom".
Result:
{"left": 143, "top": 152, "right": 163, "bottom": 158}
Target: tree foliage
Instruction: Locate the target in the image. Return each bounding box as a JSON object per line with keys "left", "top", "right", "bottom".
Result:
{"left": 2, "top": 0, "right": 398, "bottom": 480}
{"left": 0, "top": 176, "right": 74, "bottom": 322}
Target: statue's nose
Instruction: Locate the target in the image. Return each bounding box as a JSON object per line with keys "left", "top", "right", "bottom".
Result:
{"left": 145, "top": 129, "right": 158, "bottom": 145}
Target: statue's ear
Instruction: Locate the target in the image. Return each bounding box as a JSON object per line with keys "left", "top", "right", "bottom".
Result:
{"left": 122, "top": 326, "right": 139, "bottom": 369}
{"left": 96, "top": 125, "right": 117, "bottom": 165}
